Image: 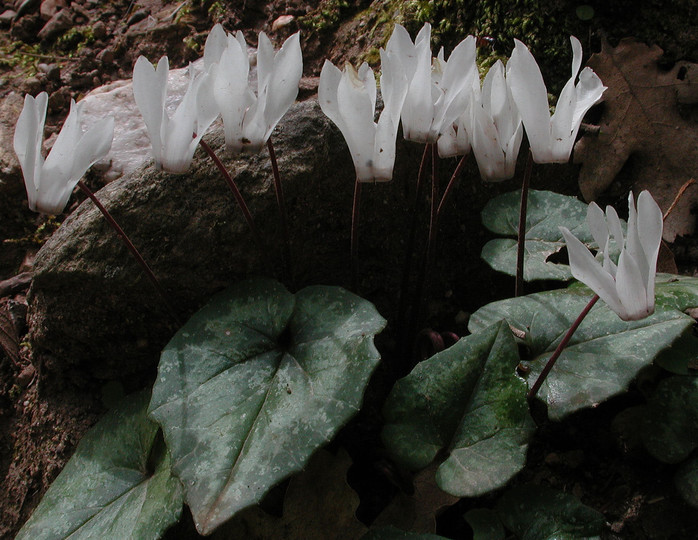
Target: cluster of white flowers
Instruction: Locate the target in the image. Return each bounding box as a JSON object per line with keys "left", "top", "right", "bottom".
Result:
{"left": 13, "top": 22, "right": 663, "bottom": 321}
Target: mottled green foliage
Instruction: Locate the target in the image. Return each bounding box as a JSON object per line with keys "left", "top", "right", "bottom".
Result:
{"left": 149, "top": 278, "right": 385, "bottom": 534}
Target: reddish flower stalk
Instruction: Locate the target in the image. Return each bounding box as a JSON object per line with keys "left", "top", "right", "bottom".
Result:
{"left": 527, "top": 294, "right": 600, "bottom": 400}
{"left": 267, "top": 137, "right": 293, "bottom": 285}
{"left": 77, "top": 181, "right": 180, "bottom": 322}
{"left": 515, "top": 149, "right": 534, "bottom": 297}
{"left": 199, "top": 139, "right": 263, "bottom": 247}
{"left": 350, "top": 177, "right": 362, "bottom": 291}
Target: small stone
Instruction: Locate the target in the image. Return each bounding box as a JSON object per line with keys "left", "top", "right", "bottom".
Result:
{"left": 48, "top": 86, "right": 71, "bottom": 112}
{"left": 37, "top": 7, "right": 72, "bottom": 41}
{"left": 40, "top": 0, "right": 67, "bottom": 20}
{"left": 20, "top": 76, "right": 42, "bottom": 95}
{"left": 92, "top": 20, "right": 106, "bottom": 40}
{"left": 16, "top": 364, "right": 36, "bottom": 388}
{"left": 127, "top": 8, "right": 148, "bottom": 26}
{"left": 96, "top": 47, "right": 114, "bottom": 65}
{"left": 271, "top": 14, "right": 294, "bottom": 32}
{"left": 15, "top": 0, "right": 40, "bottom": 18}
{"left": 0, "top": 10, "right": 17, "bottom": 25}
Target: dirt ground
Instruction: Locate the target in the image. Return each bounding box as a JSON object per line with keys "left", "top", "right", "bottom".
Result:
{"left": 1, "top": 0, "right": 697, "bottom": 538}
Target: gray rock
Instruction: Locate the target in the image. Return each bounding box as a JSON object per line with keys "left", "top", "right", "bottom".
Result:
{"left": 28, "top": 101, "right": 580, "bottom": 382}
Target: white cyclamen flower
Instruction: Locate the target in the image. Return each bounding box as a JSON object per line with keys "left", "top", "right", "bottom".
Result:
{"left": 203, "top": 24, "right": 303, "bottom": 153}
{"left": 560, "top": 191, "right": 663, "bottom": 321}
{"left": 386, "top": 23, "right": 478, "bottom": 144}
{"left": 507, "top": 36, "right": 606, "bottom": 164}
{"left": 13, "top": 92, "right": 114, "bottom": 214}
{"left": 470, "top": 60, "right": 523, "bottom": 181}
{"left": 319, "top": 49, "right": 407, "bottom": 182}
{"left": 133, "top": 56, "right": 218, "bottom": 174}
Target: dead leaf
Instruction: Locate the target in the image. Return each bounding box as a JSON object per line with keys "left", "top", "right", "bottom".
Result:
{"left": 371, "top": 463, "right": 460, "bottom": 534}
{"left": 0, "top": 303, "right": 20, "bottom": 366}
{"left": 574, "top": 38, "right": 698, "bottom": 241}
{"left": 214, "top": 449, "right": 366, "bottom": 539}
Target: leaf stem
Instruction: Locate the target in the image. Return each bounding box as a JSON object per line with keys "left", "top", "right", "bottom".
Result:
{"left": 515, "top": 149, "right": 534, "bottom": 297}
{"left": 527, "top": 293, "right": 600, "bottom": 400}
{"left": 77, "top": 181, "right": 180, "bottom": 322}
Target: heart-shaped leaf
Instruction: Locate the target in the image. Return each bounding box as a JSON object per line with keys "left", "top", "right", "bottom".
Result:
{"left": 469, "top": 277, "right": 698, "bottom": 420}
{"left": 148, "top": 278, "right": 386, "bottom": 534}
{"left": 642, "top": 375, "right": 698, "bottom": 464}
{"left": 496, "top": 485, "right": 605, "bottom": 539}
{"left": 382, "top": 321, "right": 535, "bottom": 497}
{"left": 362, "top": 527, "right": 449, "bottom": 539}
{"left": 481, "top": 190, "right": 593, "bottom": 281}
{"left": 17, "top": 390, "right": 183, "bottom": 540}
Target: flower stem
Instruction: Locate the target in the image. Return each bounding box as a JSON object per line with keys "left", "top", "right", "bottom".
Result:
{"left": 527, "top": 293, "right": 600, "bottom": 400}
{"left": 396, "top": 144, "right": 431, "bottom": 366}
{"left": 350, "top": 177, "right": 362, "bottom": 291}
{"left": 515, "top": 149, "right": 534, "bottom": 297}
{"left": 77, "top": 181, "right": 180, "bottom": 322}
{"left": 199, "top": 139, "right": 263, "bottom": 247}
{"left": 266, "top": 137, "right": 293, "bottom": 286}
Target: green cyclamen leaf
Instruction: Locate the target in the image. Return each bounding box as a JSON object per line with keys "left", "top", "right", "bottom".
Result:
{"left": 642, "top": 375, "right": 698, "bottom": 464}
{"left": 148, "top": 278, "right": 386, "bottom": 535}
{"left": 382, "top": 321, "right": 535, "bottom": 497}
{"left": 464, "top": 508, "right": 506, "bottom": 540}
{"left": 469, "top": 277, "right": 698, "bottom": 420}
{"left": 496, "top": 485, "right": 605, "bottom": 540}
{"left": 16, "top": 390, "right": 183, "bottom": 540}
{"left": 481, "top": 189, "right": 593, "bottom": 281}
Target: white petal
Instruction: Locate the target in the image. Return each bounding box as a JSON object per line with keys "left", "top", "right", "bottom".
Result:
{"left": 402, "top": 42, "right": 434, "bottom": 142}
{"left": 570, "top": 36, "right": 583, "bottom": 80}
{"left": 378, "top": 48, "right": 407, "bottom": 131}
{"left": 386, "top": 24, "right": 418, "bottom": 79}
{"left": 605, "top": 204, "right": 625, "bottom": 250}
{"left": 615, "top": 249, "right": 650, "bottom": 320}
{"left": 636, "top": 190, "right": 663, "bottom": 305}
{"left": 586, "top": 202, "right": 609, "bottom": 251}
{"left": 507, "top": 40, "right": 553, "bottom": 163}
{"left": 14, "top": 93, "right": 48, "bottom": 210}
{"left": 549, "top": 77, "right": 576, "bottom": 162}
{"left": 571, "top": 67, "right": 606, "bottom": 131}
{"left": 337, "top": 64, "right": 376, "bottom": 181}
{"left": 261, "top": 31, "right": 302, "bottom": 141}
{"left": 358, "top": 62, "right": 376, "bottom": 112}
{"left": 133, "top": 56, "right": 168, "bottom": 164}
{"left": 561, "top": 226, "right": 625, "bottom": 316}
{"left": 319, "top": 60, "right": 346, "bottom": 134}
{"left": 43, "top": 99, "right": 82, "bottom": 184}
{"left": 203, "top": 23, "right": 228, "bottom": 68}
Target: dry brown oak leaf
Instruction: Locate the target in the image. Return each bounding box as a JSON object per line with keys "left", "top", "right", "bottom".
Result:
{"left": 574, "top": 38, "right": 698, "bottom": 241}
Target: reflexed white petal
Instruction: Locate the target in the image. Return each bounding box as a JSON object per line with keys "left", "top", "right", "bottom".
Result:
{"left": 195, "top": 70, "right": 220, "bottom": 134}
{"left": 14, "top": 93, "right": 48, "bottom": 208}
{"left": 203, "top": 23, "right": 228, "bottom": 67}
{"left": 260, "top": 32, "right": 302, "bottom": 143}
{"left": 256, "top": 32, "right": 274, "bottom": 95}
{"left": 72, "top": 116, "right": 114, "bottom": 182}
{"left": 415, "top": 23, "right": 431, "bottom": 47}
{"left": 586, "top": 202, "right": 609, "bottom": 250}
{"left": 337, "top": 64, "right": 376, "bottom": 180}
{"left": 379, "top": 48, "right": 407, "bottom": 130}
{"left": 549, "top": 77, "right": 577, "bottom": 162}
{"left": 43, "top": 99, "right": 82, "bottom": 183}
{"left": 561, "top": 226, "right": 625, "bottom": 316}
{"left": 570, "top": 36, "right": 583, "bottom": 79}
{"left": 133, "top": 56, "right": 167, "bottom": 164}
{"left": 507, "top": 40, "right": 553, "bottom": 163}
{"left": 358, "top": 62, "right": 376, "bottom": 112}
{"left": 571, "top": 67, "right": 606, "bottom": 130}
{"left": 213, "top": 43, "right": 253, "bottom": 153}
{"left": 471, "top": 102, "right": 507, "bottom": 181}
{"left": 319, "top": 60, "right": 347, "bottom": 135}
{"left": 605, "top": 205, "right": 624, "bottom": 251}
{"left": 502, "top": 121, "right": 523, "bottom": 178}
{"left": 437, "top": 124, "right": 459, "bottom": 158}
{"left": 615, "top": 249, "right": 650, "bottom": 320}
{"left": 402, "top": 41, "right": 435, "bottom": 142}
{"left": 374, "top": 115, "right": 398, "bottom": 181}
{"left": 386, "top": 24, "right": 419, "bottom": 79}
{"left": 636, "top": 190, "right": 663, "bottom": 303}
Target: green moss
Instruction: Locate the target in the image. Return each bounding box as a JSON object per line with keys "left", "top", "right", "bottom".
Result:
{"left": 207, "top": 1, "right": 227, "bottom": 21}
{"left": 298, "top": 0, "right": 351, "bottom": 33}
{"left": 0, "top": 41, "right": 43, "bottom": 75}
{"left": 56, "top": 26, "right": 95, "bottom": 54}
